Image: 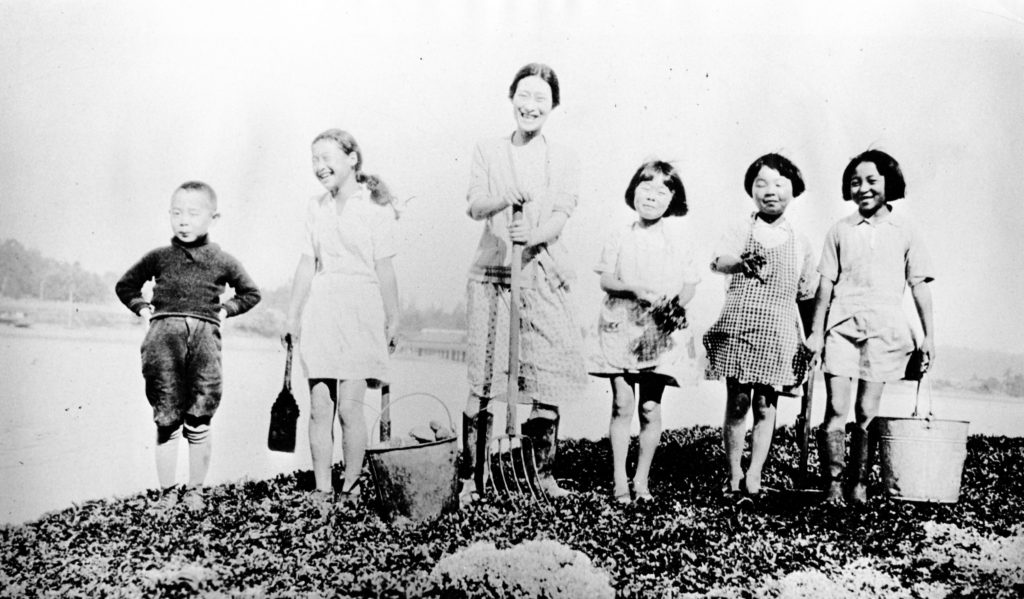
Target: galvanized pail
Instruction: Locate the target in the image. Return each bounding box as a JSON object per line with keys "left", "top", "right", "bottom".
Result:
{"left": 875, "top": 380, "right": 969, "bottom": 503}
{"left": 365, "top": 391, "right": 459, "bottom": 522}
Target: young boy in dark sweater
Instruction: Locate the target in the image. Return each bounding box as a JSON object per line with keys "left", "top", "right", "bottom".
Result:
{"left": 116, "top": 181, "right": 261, "bottom": 495}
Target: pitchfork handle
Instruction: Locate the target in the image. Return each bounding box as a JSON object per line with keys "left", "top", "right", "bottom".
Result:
{"left": 506, "top": 204, "right": 524, "bottom": 436}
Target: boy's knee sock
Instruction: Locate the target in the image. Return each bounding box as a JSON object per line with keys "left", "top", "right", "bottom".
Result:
{"left": 183, "top": 420, "right": 210, "bottom": 444}
{"left": 155, "top": 425, "right": 181, "bottom": 489}
{"left": 183, "top": 416, "right": 212, "bottom": 487}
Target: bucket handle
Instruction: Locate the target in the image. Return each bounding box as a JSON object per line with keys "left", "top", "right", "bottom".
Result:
{"left": 910, "top": 376, "right": 934, "bottom": 419}
{"left": 371, "top": 386, "right": 455, "bottom": 445}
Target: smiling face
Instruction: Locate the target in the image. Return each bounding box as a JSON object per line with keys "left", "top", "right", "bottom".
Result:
{"left": 311, "top": 139, "right": 358, "bottom": 193}
{"left": 633, "top": 176, "right": 673, "bottom": 223}
{"left": 848, "top": 161, "right": 887, "bottom": 216}
{"left": 750, "top": 166, "right": 794, "bottom": 217}
{"left": 510, "top": 75, "right": 553, "bottom": 136}
{"left": 169, "top": 188, "right": 218, "bottom": 242}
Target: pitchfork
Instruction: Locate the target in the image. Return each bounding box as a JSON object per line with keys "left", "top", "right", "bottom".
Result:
{"left": 485, "top": 203, "right": 544, "bottom": 500}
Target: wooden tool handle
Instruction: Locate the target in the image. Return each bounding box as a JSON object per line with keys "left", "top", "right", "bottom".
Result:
{"left": 380, "top": 384, "right": 392, "bottom": 443}
{"left": 283, "top": 334, "right": 293, "bottom": 392}
{"left": 506, "top": 204, "right": 524, "bottom": 436}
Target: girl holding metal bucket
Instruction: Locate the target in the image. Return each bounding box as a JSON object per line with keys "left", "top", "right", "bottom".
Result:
{"left": 805, "top": 149, "right": 935, "bottom": 505}
{"left": 459, "top": 63, "right": 587, "bottom": 502}
{"left": 283, "top": 129, "right": 401, "bottom": 501}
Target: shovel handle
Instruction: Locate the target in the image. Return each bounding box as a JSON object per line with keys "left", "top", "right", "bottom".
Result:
{"left": 506, "top": 204, "right": 524, "bottom": 436}
{"left": 380, "top": 384, "right": 391, "bottom": 443}
{"left": 282, "top": 334, "right": 293, "bottom": 392}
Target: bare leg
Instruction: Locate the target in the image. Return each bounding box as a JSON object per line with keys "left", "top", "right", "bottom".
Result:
{"left": 337, "top": 379, "right": 369, "bottom": 493}
{"left": 854, "top": 380, "right": 885, "bottom": 431}
{"left": 722, "top": 378, "right": 751, "bottom": 493}
{"left": 745, "top": 386, "right": 778, "bottom": 495}
{"left": 155, "top": 425, "right": 180, "bottom": 489}
{"left": 609, "top": 376, "right": 636, "bottom": 499}
{"left": 633, "top": 378, "right": 666, "bottom": 498}
{"left": 822, "top": 374, "right": 853, "bottom": 432}
{"left": 308, "top": 381, "right": 336, "bottom": 493}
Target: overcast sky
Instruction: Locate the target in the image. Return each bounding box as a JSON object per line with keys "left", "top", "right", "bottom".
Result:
{"left": 1, "top": 0, "right": 1022, "bottom": 353}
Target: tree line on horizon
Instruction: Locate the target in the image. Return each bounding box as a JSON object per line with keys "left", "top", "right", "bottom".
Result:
{"left": 0, "top": 239, "right": 113, "bottom": 303}
{"left": 0, "top": 238, "right": 467, "bottom": 335}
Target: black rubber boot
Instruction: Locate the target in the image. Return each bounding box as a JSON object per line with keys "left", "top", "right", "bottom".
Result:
{"left": 847, "top": 426, "right": 871, "bottom": 505}
{"left": 521, "top": 415, "right": 571, "bottom": 498}
{"left": 817, "top": 428, "right": 846, "bottom": 503}
{"left": 459, "top": 411, "right": 492, "bottom": 502}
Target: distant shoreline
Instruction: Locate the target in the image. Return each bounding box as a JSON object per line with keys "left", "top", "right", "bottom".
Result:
{"left": 2, "top": 320, "right": 1020, "bottom": 405}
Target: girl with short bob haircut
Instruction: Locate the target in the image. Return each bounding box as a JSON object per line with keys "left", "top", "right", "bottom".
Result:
{"left": 806, "top": 149, "right": 934, "bottom": 505}
{"left": 704, "top": 152, "right": 818, "bottom": 507}
{"left": 590, "top": 159, "right": 699, "bottom": 504}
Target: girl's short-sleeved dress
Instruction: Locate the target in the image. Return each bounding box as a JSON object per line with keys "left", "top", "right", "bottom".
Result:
{"left": 588, "top": 219, "right": 701, "bottom": 386}
{"left": 299, "top": 186, "right": 396, "bottom": 386}
{"left": 465, "top": 134, "right": 587, "bottom": 405}
{"left": 817, "top": 208, "right": 934, "bottom": 382}
{"left": 703, "top": 213, "right": 817, "bottom": 390}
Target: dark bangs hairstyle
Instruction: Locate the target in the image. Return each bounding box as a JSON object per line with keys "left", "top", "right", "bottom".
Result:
{"left": 625, "top": 161, "right": 688, "bottom": 217}
{"left": 509, "top": 63, "right": 561, "bottom": 108}
{"left": 744, "top": 153, "right": 806, "bottom": 198}
{"left": 842, "top": 149, "right": 906, "bottom": 201}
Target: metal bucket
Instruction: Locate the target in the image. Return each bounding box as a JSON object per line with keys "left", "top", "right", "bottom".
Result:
{"left": 365, "top": 392, "right": 459, "bottom": 522}
{"left": 875, "top": 416, "right": 969, "bottom": 503}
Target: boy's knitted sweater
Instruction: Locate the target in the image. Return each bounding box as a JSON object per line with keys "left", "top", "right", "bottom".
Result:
{"left": 115, "top": 235, "right": 261, "bottom": 325}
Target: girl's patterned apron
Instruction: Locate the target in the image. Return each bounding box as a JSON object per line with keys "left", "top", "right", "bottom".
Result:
{"left": 703, "top": 226, "right": 809, "bottom": 388}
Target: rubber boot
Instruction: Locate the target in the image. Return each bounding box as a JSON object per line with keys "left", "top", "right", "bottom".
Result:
{"left": 847, "top": 426, "right": 871, "bottom": 505}
{"left": 816, "top": 428, "right": 846, "bottom": 503}
{"left": 458, "top": 411, "right": 492, "bottom": 504}
{"left": 521, "top": 415, "right": 572, "bottom": 498}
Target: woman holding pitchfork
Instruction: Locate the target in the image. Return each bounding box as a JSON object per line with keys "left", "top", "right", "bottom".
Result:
{"left": 459, "top": 63, "right": 587, "bottom": 502}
